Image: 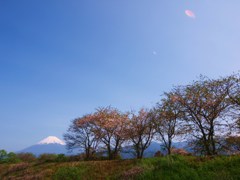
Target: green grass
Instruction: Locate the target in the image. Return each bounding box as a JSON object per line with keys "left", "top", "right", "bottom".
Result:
{"left": 1, "top": 155, "right": 240, "bottom": 179}
{"left": 138, "top": 155, "right": 240, "bottom": 180}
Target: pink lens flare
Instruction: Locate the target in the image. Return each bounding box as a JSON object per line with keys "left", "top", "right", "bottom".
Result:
{"left": 185, "top": 10, "right": 196, "bottom": 18}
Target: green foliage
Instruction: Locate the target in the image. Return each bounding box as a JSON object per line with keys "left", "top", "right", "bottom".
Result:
{"left": 198, "top": 156, "right": 240, "bottom": 180}
{"left": 6, "top": 152, "right": 20, "bottom": 163}
{"left": 138, "top": 155, "right": 240, "bottom": 180}
{"left": 0, "top": 150, "right": 7, "bottom": 162}
{"left": 1, "top": 155, "right": 240, "bottom": 179}
{"left": 0, "top": 150, "right": 20, "bottom": 163}
{"left": 138, "top": 155, "right": 199, "bottom": 180}
{"left": 56, "top": 154, "right": 68, "bottom": 162}
{"left": 53, "top": 166, "right": 86, "bottom": 180}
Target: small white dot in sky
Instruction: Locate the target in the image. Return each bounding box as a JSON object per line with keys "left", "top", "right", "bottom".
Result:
{"left": 153, "top": 51, "right": 157, "bottom": 55}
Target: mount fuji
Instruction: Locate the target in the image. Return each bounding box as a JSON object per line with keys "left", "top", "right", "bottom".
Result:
{"left": 18, "top": 136, "right": 75, "bottom": 156}
{"left": 37, "top": 136, "right": 66, "bottom": 145}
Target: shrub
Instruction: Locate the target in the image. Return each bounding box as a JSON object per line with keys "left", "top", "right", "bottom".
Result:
{"left": 56, "top": 154, "right": 68, "bottom": 162}
{"left": 121, "top": 166, "right": 144, "bottom": 179}
{"left": 53, "top": 167, "right": 86, "bottom": 180}
{"left": 6, "top": 152, "right": 21, "bottom": 163}
{"left": 154, "top": 151, "right": 163, "bottom": 157}
{"left": 0, "top": 149, "right": 8, "bottom": 163}
{"left": 171, "top": 148, "right": 191, "bottom": 156}
{"left": 0, "top": 151, "right": 21, "bottom": 164}
{"left": 7, "top": 162, "right": 30, "bottom": 174}
{"left": 16, "top": 153, "right": 36, "bottom": 162}
{"left": 38, "top": 154, "right": 57, "bottom": 163}
{"left": 68, "top": 154, "right": 85, "bottom": 162}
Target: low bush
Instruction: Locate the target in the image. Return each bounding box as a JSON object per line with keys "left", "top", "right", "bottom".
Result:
{"left": 1, "top": 155, "right": 240, "bottom": 179}
{"left": 53, "top": 166, "right": 86, "bottom": 180}
{"left": 6, "top": 152, "right": 21, "bottom": 163}
{"left": 68, "top": 154, "right": 85, "bottom": 162}
{"left": 16, "top": 153, "right": 36, "bottom": 162}
{"left": 0, "top": 151, "right": 21, "bottom": 164}
{"left": 56, "top": 154, "right": 68, "bottom": 162}
{"left": 6, "top": 162, "right": 30, "bottom": 174}
{"left": 38, "top": 154, "right": 57, "bottom": 163}
{"left": 0, "top": 150, "right": 8, "bottom": 163}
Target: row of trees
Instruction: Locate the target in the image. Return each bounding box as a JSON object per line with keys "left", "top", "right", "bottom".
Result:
{"left": 0, "top": 150, "right": 21, "bottom": 163}
{"left": 0, "top": 150, "right": 73, "bottom": 164}
{"left": 64, "top": 73, "right": 240, "bottom": 159}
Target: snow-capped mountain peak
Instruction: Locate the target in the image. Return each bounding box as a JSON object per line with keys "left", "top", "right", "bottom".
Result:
{"left": 37, "top": 136, "right": 65, "bottom": 145}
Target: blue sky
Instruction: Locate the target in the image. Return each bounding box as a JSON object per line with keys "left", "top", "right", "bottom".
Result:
{"left": 1, "top": 0, "right": 240, "bottom": 151}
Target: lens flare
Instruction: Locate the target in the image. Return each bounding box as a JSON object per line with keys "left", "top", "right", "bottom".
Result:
{"left": 185, "top": 10, "right": 196, "bottom": 18}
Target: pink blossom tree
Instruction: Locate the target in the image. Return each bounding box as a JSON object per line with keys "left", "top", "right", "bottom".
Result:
{"left": 93, "top": 107, "right": 128, "bottom": 160}
{"left": 171, "top": 76, "right": 233, "bottom": 155}
{"left": 64, "top": 114, "right": 99, "bottom": 160}
{"left": 153, "top": 93, "right": 184, "bottom": 155}
{"left": 126, "top": 109, "right": 155, "bottom": 159}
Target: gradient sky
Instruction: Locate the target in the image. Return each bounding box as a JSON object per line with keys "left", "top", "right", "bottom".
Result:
{"left": 1, "top": 0, "right": 240, "bottom": 151}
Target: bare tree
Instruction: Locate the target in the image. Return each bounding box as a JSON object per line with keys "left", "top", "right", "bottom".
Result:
{"left": 64, "top": 114, "right": 99, "bottom": 160}
{"left": 126, "top": 109, "right": 155, "bottom": 159}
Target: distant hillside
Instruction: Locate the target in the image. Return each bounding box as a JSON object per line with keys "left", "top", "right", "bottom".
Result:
{"left": 19, "top": 144, "right": 69, "bottom": 156}
{"left": 18, "top": 136, "right": 77, "bottom": 156}
{"left": 18, "top": 136, "right": 189, "bottom": 157}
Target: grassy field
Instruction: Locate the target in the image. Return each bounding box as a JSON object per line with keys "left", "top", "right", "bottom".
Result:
{"left": 1, "top": 155, "right": 240, "bottom": 180}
